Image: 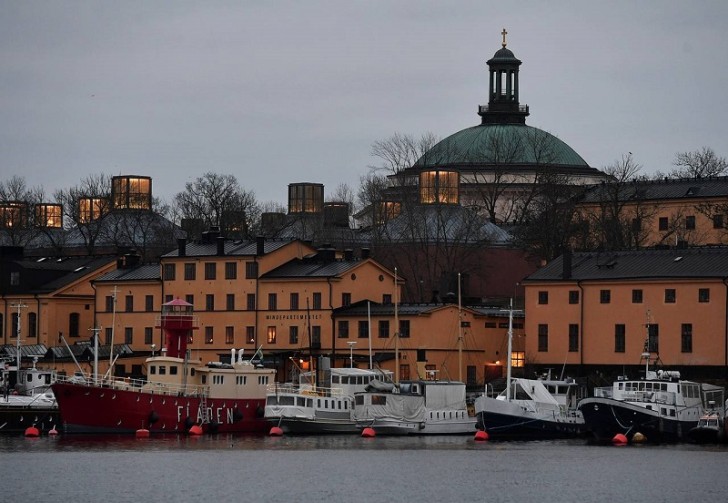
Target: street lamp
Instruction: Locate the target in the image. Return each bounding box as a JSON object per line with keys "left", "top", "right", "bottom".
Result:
{"left": 347, "top": 341, "right": 357, "bottom": 368}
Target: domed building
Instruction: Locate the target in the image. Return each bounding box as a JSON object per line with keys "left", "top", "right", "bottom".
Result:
{"left": 382, "top": 31, "right": 610, "bottom": 225}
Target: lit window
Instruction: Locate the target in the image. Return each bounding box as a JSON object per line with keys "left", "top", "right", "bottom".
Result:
{"left": 511, "top": 351, "right": 525, "bottom": 368}
{"left": 419, "top": 170, "right": 459, "bottom": 204}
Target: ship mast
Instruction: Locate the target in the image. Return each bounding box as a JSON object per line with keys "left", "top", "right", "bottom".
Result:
{"left": 394, "top": 267, "right": 399, "bottom": 384}
{"left": 11, "top": 301, "right": 27, "bottom": 374}
{"left": 458, "top": 273, "right": 463, "bottom": 383}
{"left": 505, "top": 298, "right": 514, "bottom": 401}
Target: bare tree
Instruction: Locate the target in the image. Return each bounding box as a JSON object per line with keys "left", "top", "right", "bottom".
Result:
{"left": 174, "top": 172, "right": 259, "bottom": 240}
{"left": 671, "top": 147, "right": 727, "bottom": 178}
{"left": 0, "top": 176, "right": 44, "bottom": 246}
{"left": 54, "top": 173, "right": 113, "bottom": 254}
{"left": 370, "top": 132, "right": 440, "bottom": 176}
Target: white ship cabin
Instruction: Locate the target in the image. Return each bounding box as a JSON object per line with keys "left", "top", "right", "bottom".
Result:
{"left": 594, "top": 370, "right": 703, "bottom": 415}
{"left": 498, "top": 378, "right": 583, "bottom": 411}
{"left": 144, "top": 348, "right": 274, "bottom": 399}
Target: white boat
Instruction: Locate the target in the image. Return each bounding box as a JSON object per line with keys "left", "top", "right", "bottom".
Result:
{"left": 265, "top": 366, "right": 391, "bottom": 434}
{"left": 474, "top": 374, "right": 585, "bottom": 439}
{"left": 1, "top": 362, "right": 60, "bottom": 434}
{"left": 353, "top": 379, "right": 477, "bottom": 435}
{"left": 688, "top": 407, "right": 725, "bottom": 444}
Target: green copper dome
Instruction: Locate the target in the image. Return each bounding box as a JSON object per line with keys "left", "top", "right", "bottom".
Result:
{"left": 414, "top": 124, "right": 590, "bottom": 169}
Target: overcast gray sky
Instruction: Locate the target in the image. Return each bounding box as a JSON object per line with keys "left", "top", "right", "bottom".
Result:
{"left": 2, "top": 1, "right": 727, "bottom": 207}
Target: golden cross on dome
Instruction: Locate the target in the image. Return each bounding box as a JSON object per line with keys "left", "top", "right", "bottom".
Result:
{"left": 501, "top": 28, "right": 508, "bottom": 48}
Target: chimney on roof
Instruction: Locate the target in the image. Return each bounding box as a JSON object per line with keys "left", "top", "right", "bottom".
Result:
{"left": 256, "top": 236, "right": 265, "bottom": 256}
{"left": 562, "top": 249, "right": 572, "bottom": 280}
{"left": 217, "top": 236, "right": 225, "bottom": 256}
{"left": 344, "top": 249, "right": 353, "bottom": 261}
{"left": 318, "top": 245, "right": 336, "bottom": 263}
{"left": 178, "top": 238, "right": 187, "bottom": 257}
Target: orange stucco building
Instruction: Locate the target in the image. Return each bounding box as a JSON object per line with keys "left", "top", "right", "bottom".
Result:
{"left": 523, "top": 247, "right": 728, "bottom": 382}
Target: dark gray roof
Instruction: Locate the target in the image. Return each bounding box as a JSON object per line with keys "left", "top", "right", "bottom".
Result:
{"left": 526, "top": 247, "right": 728, "bottom": 282}
{"left": 95, "top": 264, "right": 160, "bottom": 282}
{"left": 579, "top": 176, "right": 728, "bottom": 204}
{"left": 164, "top": 238, "right": 294, "bottom": 258}
{"left": 263, "top": 258, "right": 363, "bottom": 279}
{"left": 6, "top": 256, "right": 116, "bottom": 294}
{"left": 0, "top": 344, "right": 48, "bottom": 359}
{"left": 333, "top": 302, "right": 522, "bottom": 318}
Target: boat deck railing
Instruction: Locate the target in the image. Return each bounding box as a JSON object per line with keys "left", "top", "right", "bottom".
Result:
{"left": 55, "top": 373, "right": 209, "bottom": 398}
{"left": 594, "top": 386, "right": 678, "bottom": 405}
{"left": 266, "top": 383, "right": 344, "bottom": 397}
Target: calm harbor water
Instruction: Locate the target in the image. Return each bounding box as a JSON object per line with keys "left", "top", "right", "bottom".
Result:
{"left": 2, "top": 434, "right": 727, "bottom": 502}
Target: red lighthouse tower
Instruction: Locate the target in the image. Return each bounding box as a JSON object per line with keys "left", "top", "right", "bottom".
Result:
{"left": 156, "top": 298, "right": 198, "bottom": 359}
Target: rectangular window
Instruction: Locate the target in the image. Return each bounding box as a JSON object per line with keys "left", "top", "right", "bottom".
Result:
{"left": 647, "top": 324, "right": 659, "bottom": 353}
{"left": 614, "top": 324, "right": 626, "bottom": 353}
{"left": 338, "top": 320, "right": 349, "bottom": 338}
{"left": 246, "top": 326, "right": 256, "bottom": 344}
{"left": 358, "top": 320, "right": 369, "bottom": 339}
{"left": 378, "top": 320, "right": 390, "bottom": 338}
{"left": 27, "top": 313, "right": 37, "bottom": 338}
{"left": 312, "top": 326, "right": 321, "bottom": 347}
{"left": 124, "top": 327, "right": 133, "bottom": 344}
{"left": 105, "top": 295, "right": 114, "bottom": 312}
{"left": 289, "top": 326, "right": 299, "bottom": 344}
{"left": 511, "top": 351, "right": 525, "bottom": 368}
{"left": 163, "top": 263, "right": 176, "bottom": 281}
{"left": 568, "top": 290, "right": 579, "bottom": 304}
{"left": 204, "top": 262, "right": 216, "bottom": 280}
{"left": 205, "top": 326, "right": 214, "bottom": 344}
{"left": 681, "top": 324, "right": 693, "bottom": 353}
{"left": 184, "top": 263, "right": 196, "bottom": 280}
{"left": 267, "top": 326, "right": 276, "bottom": 344}
{"left": 382, "top": 294, "right": 392, "bottom": 304}
{"left": 665, "top": 289, "right": 676, "bottom": 303}
{"left": 342, "top": 292, "right": 352, "bottom": 307}
{"left": 400, "top": 364, "right": 411, "bottom": 381}
{"left": 713, "top": 214, "right": 724, "bottom": 229}
{"left": 659, "top": 217, "right": 668, "bottom": 231}
{"left": 185, "top": 294, "right": 194, "bottom": 306}
{"left": 245, "top": 262, "right": 258, "bottom": 279}
{"left": 247, "top": 293, "right": 256, "bottom": 310}
{"left": 225, "top": 262, "right": 237, "bottom": 280}
{"left": 125, "top": 295, "right": 134, "bottom": 312}
{"left": 144, "top": 327, "right": 153, "bottom": 345}
{"left": 600, "top": 290, "right": 611, "bottom": 304}
{"left": 145, "top": 295, "right": 154, "bottom": 312}
{"left": 226, "top": 294, "right": 235, "bottom": 311}
{"left": 206, "top": 294, "right": 215, "bottom": 311}
{"left": 164, "top": 294, "right": 173, "bottom": 303}
{"left": 632, "top": 289, "right": 643, "bottom": 303}
{"left": 686, "top": 215, "right": 696, "bottom": 230}
{"left": 312, "top": 292, "right": 322, "bottom": 310}
{"left": 538, "top": 291, "right": 548, "bottom": 305}
{"left": 698, "top": 288, "right": 710, "bottom": 303}
{"left": 399, "top": 319, "right": 411, "bottom": 338}
{"left": 631, "top": 217, "right": 641, "bottom": 231}
{"left": 268, "top": 293, "right": 277, "bottom": 311}
{"left": 69, "top": 313, "right": 80, "bottom": 337}
{"left": 105, "top": 327, "right": 113, "bottom": 345}
{"left": 568, "top": 324, "right": 579, "bottom": 352}
{"left": 537, "top": 324, "right": 548, "bottom": 352}
{"left": 226, "top": 326, "right": 234, "bottom": 345}
{"left": 290, "top": 293, "right": 299, "bottom": 310}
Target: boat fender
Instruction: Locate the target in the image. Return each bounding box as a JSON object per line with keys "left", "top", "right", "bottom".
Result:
{"left": 148, "top": 410, "right": 160, "bottom": 425}
{"left": 474, "top": 430, "right": 489, "bottom": 442}
{"left": 184, "top": 416, "right": 195, "bottom": 429}
{"left": 612, "top": 433, "right": 628, "bottom": 445}
{"left": 232, "top": 409, "right": 244, "bottom": 422}
{"left": 256, "top": 405, "right": 265, "bottom": 418}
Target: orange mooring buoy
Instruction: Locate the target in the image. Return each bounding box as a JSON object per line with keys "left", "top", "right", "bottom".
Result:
{"left": 188, "top": 424, "right": 204, "bottom": 436}
{"left": 474, "top": 430, "right": 489, "bottom": 441}
{"left": 361, "top": 427, "right": 376, "bottom": 438}
{"left": 136, "top": 428, "right": 150, "bottom": 438}
{"left": 612, "top": 433, "right": 628, "bottom": 445}
{"left": 269, "top": 426, "right": 284, "bottom": 437}
{"left": 24, "top": 426, "right": 40, "bottom": 438}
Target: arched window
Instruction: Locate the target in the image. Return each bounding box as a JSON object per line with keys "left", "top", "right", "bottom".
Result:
{"left": 27, "top": 312, "right": 37, "bottom": 338}
{"left": 69, "top": 313, "right": 80, "bottom": 337}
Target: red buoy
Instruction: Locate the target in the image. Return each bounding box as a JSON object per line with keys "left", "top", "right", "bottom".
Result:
{"left": 474, "top": 430, "right": 489, "bottom": 441}
{"left": 269, "top": 426, "right": 284, "bottom": 437}
{"left": 188, "top": 424, "right": 204, "bottom": 436}
{"left": 612, "top": 433, "right": 628, "bottom": 445}
{"left": 136, "top": 428, "right": 150, "bottom": 438}
{"left": 361, "top": 427, "right": 376, "bottom": 438}
{"left": 24, "top": 426, "right": 40, "bottom": 438}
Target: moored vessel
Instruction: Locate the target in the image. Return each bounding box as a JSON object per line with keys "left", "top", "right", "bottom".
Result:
{"left": 52, "top": 299, "right": 275, "bottom": 434}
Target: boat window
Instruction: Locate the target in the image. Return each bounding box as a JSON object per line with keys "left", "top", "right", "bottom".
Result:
{"left": 190, "top": 369, "right": 196, "bottom": 377}
{"left": 170, "top": 366, "right": 178, "bottom": 375}
{"left": 670, "top": 409, "right": 676, "bottom": 417}
{"left": 344, "top": 402, "right": 348, "bottom": 410}
{"left": 661, "top": 383, "right": 667, "bottom": 391}
{"left": 355, "top": 395, "right": 364, "bottom": 405}
{"left": 338, "top": 401, "right": 342, "bottom": 410}
{"left": 317, "top": 399, "right": 321, "bottom": 408}
{"left": 159, "top": 366, "right": 166, "bottom": 375}
{"left": 342, "top": 377, "right": 349, "bottom": 384}
{"left": 297, "top": 397, "right": 306, "bottom": 406}
{"left": 618, "top": 382, "right": 623, "bottom": 390}
{"left": 266, "top": 396, "right": 278, "bottom": 405}
{"left": 661, "top": 408, "right": 667, "bottom": 415}
{"left": 372, "top": 395, "right": 386, "bottom": 405}
{"left": 279, "top": 396, "right": 294, "bottom": 405}
{"left": 150, "top": 366, "right": 156, "bottom": 375}
{"left": 332, "top": 376, "right": 339, "bottom": 384}
{"left": 201, "top": 375, "right": 207, "bottom": 384}
{"left": 307, "top": 398, "right": 313, "bottom": 407}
